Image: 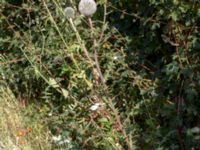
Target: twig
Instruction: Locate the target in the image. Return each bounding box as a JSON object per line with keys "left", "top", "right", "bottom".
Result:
{"left": 108, "top": 97, "right": 133, "bottom": 150}
{"left": 110, "top": 5, "right": 166, "bottom": 25}
{"left": 98, "top": 0, "right": 108, "bottom": 43}
{"left": 0, "top": 58, "right": 24, "bottom": 65}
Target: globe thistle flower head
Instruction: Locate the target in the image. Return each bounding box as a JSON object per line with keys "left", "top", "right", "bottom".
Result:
{"left": 64, "top": 7, "right": 75, "bottom": 19}
{"left": 78, "top": 0, "right": 97, "bottom": 17}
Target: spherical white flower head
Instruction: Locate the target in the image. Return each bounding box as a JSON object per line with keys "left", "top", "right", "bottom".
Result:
{"left": 64, "top": 7, "right": 75, "bottom": 19}
{"left": 78, "top": 0, "right": 97, "bottom": 16}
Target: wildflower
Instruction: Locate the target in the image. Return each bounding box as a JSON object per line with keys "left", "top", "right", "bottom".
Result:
{"left": 48, "top": 112, "right": 53, "bottom": 116}
{"left": 16, "top": 130, "right": 26, "bottom": 137}
{"left": 89, "top": 102, "right": 105, "bottom": 111}
{"left": 78, "top": 0, "right": 97, "bottom": 16}
{"left": 113, "top": 56, "right": 118, "bottom": 60}
{"left": 116, "top": 143, "right": 120, "bottom": 147}
{"left": 26, "top": 127, "right": 32, "bottom": 133}
{"left": 19, "top": 140, "right": 27, "bottom": 145}
{"left": 64, "top": 7, "right": 75, "bottom": 19}
{"left": 58, "top": 139, "right": 70, "bottom": 145}
{"left": 52, "top": 135, "right": 62, "bottom": 143}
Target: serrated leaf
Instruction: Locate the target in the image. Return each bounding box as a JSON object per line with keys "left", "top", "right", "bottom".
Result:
{"left": 61, "top": 88, "right": 69, "bottom": 98}
{"left": 49, "top": 78, "right": 59, "bottom": 88}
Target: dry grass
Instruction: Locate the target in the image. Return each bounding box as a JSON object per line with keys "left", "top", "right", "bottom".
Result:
{"left": 0, "top": 84, "right": 52, "bottom": 150}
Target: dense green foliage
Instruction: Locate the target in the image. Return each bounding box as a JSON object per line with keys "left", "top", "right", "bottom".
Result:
{"left": 1, "top": 0, "right": 200, "bottom": 149}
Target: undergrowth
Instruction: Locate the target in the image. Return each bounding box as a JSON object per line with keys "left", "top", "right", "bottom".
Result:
{"left": 0, "top": 0, "right": 200, "bottom": 149}
{"left": 0, "top": 82, "right": 52, "bottom": 150}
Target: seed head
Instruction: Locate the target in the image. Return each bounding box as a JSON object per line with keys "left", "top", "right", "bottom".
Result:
{"left": 64, "top": 7, "right": 75, "bottom": 19}
{"left": 78, "top": 0, "right": 97, "bottom": 16}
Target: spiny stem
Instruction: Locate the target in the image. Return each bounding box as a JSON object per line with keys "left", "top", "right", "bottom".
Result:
{"left": 69, "top": 18, "right": 94, "bottom": 64}
{"left": 88, "top": 17, "right": 105, "bottom": 84}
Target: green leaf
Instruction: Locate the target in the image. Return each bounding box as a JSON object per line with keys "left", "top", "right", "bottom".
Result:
{"left": 170, "top": 11, "right": 179, "bottom": 21}
{"left": 61, "top": 88, "right": 69, "bottom": 98}
{"left": 49, "top": 78, "right": 59, "bottom": 88}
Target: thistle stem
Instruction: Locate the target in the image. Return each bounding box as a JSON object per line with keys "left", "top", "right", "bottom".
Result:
{"left": 69, "top": 18, "right": 94, "bottom": 65}
{"left": 88, "top": 17, "right": 105, "bottom": 84}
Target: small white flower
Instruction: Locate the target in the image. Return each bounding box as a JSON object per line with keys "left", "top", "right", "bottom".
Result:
{"left": 48, "top": 112, "right": 52, "bottom": 116}
{"left": 52, "top": 135, "right": 62, "bottom": 142}
{"left": 90, "top": 103, "right": 100, "bottom": 111}
{"left": 12, "top": 145, "right": 18, "bottom": 150}
{"left": 89, "top": 102, "right": 105, "bottom": 111}
{"left": 113, "top": 56, "right": 118, "bottom": 60}
{"left": 58, "top": 139, "right": 70, "bottom": 145}
{"left": 116, "top": 143, "right": 120, "bottom": 147}
{"left": 78, "top": 0, "right": 97, "bottom": 16}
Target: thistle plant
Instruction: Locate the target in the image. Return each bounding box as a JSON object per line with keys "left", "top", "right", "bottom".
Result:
{"left": 78, "top": 0, "right": 105, "bottom": 84}
{"left": 78, "top": 0, "right": 97, "bottom": 16}
{"left": 63, "top": 2, "right": 132, "bottom": 149}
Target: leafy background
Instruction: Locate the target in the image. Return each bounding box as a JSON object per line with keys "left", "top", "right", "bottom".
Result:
{"left": 0, "top": 0, "right": 200, "bottom": 149}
